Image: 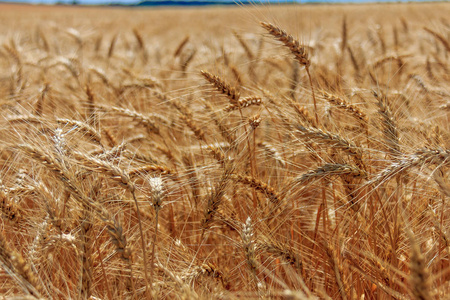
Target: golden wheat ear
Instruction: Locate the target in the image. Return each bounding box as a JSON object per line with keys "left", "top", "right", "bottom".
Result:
{"left": 260, "top": 22, "right": 318, "bottom": 125}
{"left": 148, "top": 176, "right": 165, "bottom": 289}
{"left": 260, "top": 22, "right": 310, "bottom": 67}
{"left": 241, "top": 217, "right": 259, "bottom": 291}
{"left": 201, "top": 70, "right": 240, "bottom": 104}
{"left": 0, "top": 231, "right": 46, "bottom": 297}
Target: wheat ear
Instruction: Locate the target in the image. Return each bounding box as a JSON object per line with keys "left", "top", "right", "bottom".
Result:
{"left": 374, "top": 91, "right": 401, "bottom": 157}
{"left": 201, "top": 70, "right": 240, "bottom": 104}
{"left": 0, "top": 187, "right": 22, "bottom": 222}
{"left": 293, "top": 163, "right": 366, "bottom": 186}
{"left": 71, "top": 151, "right": 151, "bottom": 293}
{"left": 232, "top": 173, "right": 281, "bottom": 204}
{"left": 97, "top": 105, "right": 160, "bottom": 135}
{"left": 56, "top": 118, "right": 102, "bottom": 145}
{"left": 241, "top": 217, "right": 259, "bottom": 291}
{"left": 423, "top": 27, "right": 450, "bottom": 53}
{"left": 201, "top": 70, "right": 256, "bottom": 206}
{"left": 295, "top": 125, "right": 364, "bottom": 169}
{"left": 260, "top": 22, "right": 318, "bottom": 125}
{"left": 259, "top": 238, "right": 305, "bottom": 280}
{"left": 196, "top": 262, "right": 229, "bottom": 290}
{"left": 173, "top": 35, "right": 190, "bottom": 57}
{"left": 147, "top": 176, "right": 165, "bottom": 290}
{"left": 224, "top": 96, "right": 262, "bottom": 112}
{"left": 201, "top": 169, "right": 231, "bottom": 234}
{"left": 325, "top": 243, "right": 348, "bottom": 300}
{"left": 433, "top": 167, "right": 450, "bottom": 197}
{"left": 322, "top": 91, "right": 368, "bottom": 127}
{"left": 0, "top": 231, "right": 45, "bottom": 297}
{"left": 369, "top": 148, "right": 450, "bottom": 187}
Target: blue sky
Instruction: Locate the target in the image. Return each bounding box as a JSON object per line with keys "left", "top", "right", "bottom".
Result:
{"left": 0, "top": 0, "right": 440, "bottom": 4}
{"left": 3, "top": 0, "right": 281, "bottom": 2}
{"left": 0, "top": 0, "right": 362, "bottom": 3}
{"left": 1, "top": 0, "right": 138, "bottom": 3}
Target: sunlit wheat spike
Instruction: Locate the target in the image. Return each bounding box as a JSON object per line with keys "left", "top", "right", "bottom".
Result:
{"left": 6, "top": 114, "right": 44, "bottom": 125}
{"left": 260, "top": 22, "right": 310, "bottom": 67}
{"left": 241, "top": 217, "right": 259, "bottom": 291}
{"left": 56, "top": 118, "right": 102, "bottom": 145}
{"left": 224, "top": 96, "right": 262, "bottom": 112}
{"left": 201, "top": 169, "right": 231, "bottom": 231}
{"left": 293, "top": 163, "right": 366, "bottom": 186}
{"left": 128, "top": 164, "right": 173, "bottom": 176}
{"left": 295, "top": 125, "right": 362, "bottom": 159}
{"left": 322, "top": 91, "right": 367, "bottom": 125}
{"left": 71, "top": 150, "right": 134, "bottom": 190}
{"left": 259, "top": 237, "right": 305, "bottom": 278}
{"left": 374, "top": 90, "right": 401, "bottom": 157}
{"left": 369, "top": 148, "right": 450, "bottom": 187}
{"left": 96, "top": 105, "right": 160, "bottom": 135}
{"left": 201, "top": 70, "right": 240, "bottom": 104}
{"left": 260, "top": 22, "right": 318, "bottom": 124}
{"left": 232, "top": 173, "right": 281, "bottom": 204}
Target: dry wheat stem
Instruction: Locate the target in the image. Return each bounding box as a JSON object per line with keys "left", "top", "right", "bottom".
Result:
{"left": 80, "top": 204, "right": 93, "bottom": 299}
{"left": 233, "top": 30, "right": 255, "bottom": 60}
{"left": 325, "top": 244, "right": 348, "bottom": 300}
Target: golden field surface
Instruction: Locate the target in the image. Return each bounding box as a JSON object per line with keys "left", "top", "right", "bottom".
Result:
{"left": 0, "top": 2, "right": 449, "bottom": 299}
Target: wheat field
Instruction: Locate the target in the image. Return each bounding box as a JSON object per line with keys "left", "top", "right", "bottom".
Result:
{"left": 0, "top": 2, "right": 449, "bottom": 299}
